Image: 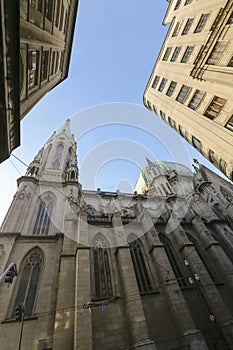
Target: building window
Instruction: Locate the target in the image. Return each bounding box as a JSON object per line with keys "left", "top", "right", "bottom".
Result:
{"left": 160, "top": 111, "right": 166, "bottom": 119}
{"left": 192, "top": 136, "right": 201, "bottom": 150}
{"left": 174, "top": 0, "right": 182, "bottom": 10}
{"left": 219, "top": 159, "right": 227, "bottom": 174}
{"left": 59, "top": 3, "right": 64, "bottom": 31}
{"left": 30, "top": 0, "right": 43, "bottom": 12}
{"left": 184, "top": 0, "right": 193, "bottom": 4}
{"left": 158, "top": 78, "right": 167, "bottom": 92}
{"left": 181, "top": 18, "right": 194, "bottom": 35}
{"left": 206, "top": 42, "right": 227, "bottom": 65}
{"left": 55, "top": 0, "right": 61, "bottom": 27}
{"left": 188, "top": 90, "right": 205, "bottom": 110}
{"left": 168, "top": 117, "right": 176, "bottom": 128}
{"left": 172, "top": 22, "right": 181, "bottom": 37}
{"left": 227, "top": 11, "right": 233, "bottom": 24}
{"left": 128, "top": 235, "right": 153, "bottom": 293}
{"left": 194, "top": 13, "right": 209, "bottom": 33}
{"left": 152, "top": 75, "right": 160, "bottom": 89}
{"left": 41, "top": 50, "right": 49, "bottom": 81}
{"left": 28, "top": 49, "right": 40, "bottom": 90}
{"left": 45, "top": 0, "right": 54, "bottom": 21}
{"left": 227, "top": 56, "right": 233, "bottom": 67}
{"left": 33, "top": 195, "right": 53, "bottom": 235}
{"left": 50, "top": 51, "right": 56, "bottom": 75}
{"left": 153, "top": 105, "right": 158, "bottom": 114}
{"left": 147, "top": 100, "right": 152, "bottom": 109}
{"left": 92, "top": 236, "right": 113, "bottom": 298}
{"left": 170, "top": 46, "right": 181, "bottom": 62}
{"left": 52, "top": 144, "right": 64, "bottom": 169}
{"left": 12, "top": 249, "right": 43, "bottom": 318}
{"left": 159, "top": 234, "right": 186, "bottom": 288}
{"left": 225, "top": 115, "right": 233, "bottom": 131}
{"left": 209, "top": 150, "right": 218, "bottom": 164}
{"left": 176, "top": 85, "right": 191, "bottom": 103}
{"left": 181, "top": 46, "right": 194, "bottom": 63}
{"left": 162, "top": 47, "right": 172, "bottom": 61}
{"left": 166, "top": 81, "right": 177, "bottom": 97}
{"left": 204, "top": 96, "right": 226, "bottom": 119}
{"left": 179, "top": 126, "right": 186, "bottom": 138}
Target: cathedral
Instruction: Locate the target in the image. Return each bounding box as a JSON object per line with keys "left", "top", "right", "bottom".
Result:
{"left": 0, "top": 120, "right": 233, "bottom": 350}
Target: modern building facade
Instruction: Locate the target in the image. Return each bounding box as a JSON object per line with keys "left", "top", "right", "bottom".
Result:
{"left": 143, "top": 0, "right": 233, "bottom": 181}
{"left": 0, "top": 120, "right": 233, "bottom": 349}
{"left": 0, "top": 0, "right": 79, "bottom": 163}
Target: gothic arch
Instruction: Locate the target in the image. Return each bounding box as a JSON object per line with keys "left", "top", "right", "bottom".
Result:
{"left": 91, "top": 233, "right": 113, "bottom": 299}
{"left": 158, "top": 233, "right": 186, "bottom": 287}
{"left": 33, "top": 192, "right": 56, "bottom": 235}
{"left": 9, "top": 247, "right": 44, "bottom": 319}
{"left": 127, "top": 233, "right": 153, "bottom": 293}
{"left": 52, "top": 143, "right": 64, "bottom": 169}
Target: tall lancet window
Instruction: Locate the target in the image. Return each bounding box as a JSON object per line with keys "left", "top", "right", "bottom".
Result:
{"left": 128, "top": 234, "right": 153, "bottom": 293}
{"left": 52, "top": 144, "right": 64, "bottom": 169}
{"left": 33, "top": 195, "right": 53, "bottom": 235}
{"left": 12, "top": 249, "right": 43, "bottom": 317}
{"left": 159, "top": 233, "right": 186, "bottom": 287}
{"left": 92, "top": 235, "right": 113, "bottom": 299}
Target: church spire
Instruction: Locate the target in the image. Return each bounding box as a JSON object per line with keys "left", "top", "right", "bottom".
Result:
{"left": 25, "top": 119, "right": 79, "bottom": 183}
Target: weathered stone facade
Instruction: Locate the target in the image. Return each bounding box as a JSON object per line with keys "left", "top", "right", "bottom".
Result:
{"left": 0, "top": 121, "right": 233, "bottom": 349}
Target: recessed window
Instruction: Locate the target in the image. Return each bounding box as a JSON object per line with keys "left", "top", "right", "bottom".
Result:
{"left": 185, "top": 0, "right": 193, "bottom": 4}
{"left": 160, "top": 111, "right": 166, "bottom": 120}
{"left": 181, "top": 46, "right": 194, "bottom": 63}
{"left": 174, "top": 0, "right": 182, "bottom": 10}
{"left": 147, "top": 100, "right": 152, "bottom": 109}
{"left": 162, "top": 47, "right": 172, "bottom": 61}
{"left": 166, "top": 81, "right": 177, "bottom": 97}
{"left": 170, "top": 47, "right": 181, "bottom": 62}
{"left": 158, "top": 78, "right": 168, "bottom": 92}
{"left": 28, "top": 49, "right": 40, "bottom": 90}
{"left": 225, "top": 115, "right": 233, "bottom": 131}
{"left": 176, "top": 85, "right": 191, "bottom": 103}
{"left": 204, "top": 96, "right": 226, "bottom": 119}
{"left": 179, "top": 126, "right": 186, "bottom": 138}
{"left": 30, "top": 0, "right": 43, "bottom": 12}
{"left": 153, "top": 105, "right": 158, "bottom": 114}
{"left": 209, "top": 150, "right": 217, "bottom": 164}
{"left": 45, "top": 0, "right": 54, "bottom": 21}
{"left": 219, "top": 159, "right": 227, "bottom": 174}
{"left": 188, "top": 90, "right": 205, "bottom": 110}
{"left": 172, "top": 22, "right": 181, "bottom": 37}
{"left": 41, "top": 50, "right": 49, "bottom": 81}
{"left": 227, "top": 11, "right": 233, "bottom": 24}
{"left": 152, "top": 75, "right": 160, "bottom": 89}
{"left": 194, "top": 13, "right": 209, "bottom": 33}
{"left": 181, "top": 18, "right": 194, "bottom": 35}
{"left": 168, "top": 117, "right": 176, "bottom": 128}
{"left": 59, "top": 3, "right": 64, "bottom": 31}
{"left": 206, "top": 42, "right": 227, "bottom": 65}
{"left": 227, "top": 56, "right": 233, "bottom": 67}
{"left": 192, "top": 136, "right": 201, "bottom": 150}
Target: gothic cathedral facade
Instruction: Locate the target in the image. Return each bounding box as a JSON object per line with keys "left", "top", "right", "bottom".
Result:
{"left": 0, "top": 120, "right": 233, "bottom": 350}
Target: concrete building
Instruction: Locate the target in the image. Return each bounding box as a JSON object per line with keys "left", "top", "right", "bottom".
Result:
{"left": 0, "top": 0, "right": 79, "bottom": 163}
{"left": 143, "top": 0, "right": 233, "bottom": 181}
{"left": 0, "top": 120, "right": 233, "bottom": 349}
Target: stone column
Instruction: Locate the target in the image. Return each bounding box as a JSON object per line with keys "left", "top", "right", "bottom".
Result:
{"left": 142, "top": 215, "right": 208, "bottom": 350}
{"left": 113, "top": 213, "right": 157, "bottom": 350}
{"left": 53, "top": 236, "right": 76, "bottom": 350}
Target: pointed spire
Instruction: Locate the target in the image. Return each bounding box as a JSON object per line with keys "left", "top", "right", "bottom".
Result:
{"left": 57, "top": 118, "right": 72, "bottom": 138}
{"left": 146, "top": 157, "right": 154, "bottom": 168}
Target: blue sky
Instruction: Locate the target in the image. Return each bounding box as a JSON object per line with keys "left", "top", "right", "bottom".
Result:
{"left": 0, "top": 0, "right": 229, "bottom": 225}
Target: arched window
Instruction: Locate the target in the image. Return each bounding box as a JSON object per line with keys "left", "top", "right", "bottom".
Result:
{"left": 33, "top": 195, "right": 53, "bottom": 235}
{"left": 87, "top": 207, "right": 95, "bottom": 216}
{"left": 92, "top": 235, "right": 113, "bottom": 299}
{"left": 12, "top": 249, "right": 43, "bottom": 317}
{"left": 128, "top": 234, "right": 153, "bottom": 293}
{"left": 159, "top": 233, "right": 186, "bottom": 287}
{"left": 52, "top": 144, "right": 64, "bottom": 169}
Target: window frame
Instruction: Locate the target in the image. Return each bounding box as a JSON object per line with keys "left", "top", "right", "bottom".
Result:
{"left": 194, "top": 13, "right": 209, "bottom": 33}
{"left": 162, "top": 47, "right": 172, "bottom": 61}
{"left": 181, "top": 18, "right": 194, "bottom": 35}
{"left": 188, "top": 89, "right": 205, "bottom": 110}
{"left": 172, "top": 22, "right": 181, "bottom": 37}
{"left": 181, "top": 46, "right": 194, "bottom": 63}
{"left": 170, "top": 46, "right": 181, "bottom": 62}
{"left": 176, "top": 85, "right": 191, "bottom": 103}
{"left": 166, "top": 81, "right": 177, "bottom": 97}
{"left": 158, "top": 78, "right": 168, "bottom": 92}
{"left": 152, "top": 75, "right": 160, "bottom": 89}
{"left": 225, "top": 115, "right": 233, "bottom": 131}
{"left": 204, "top": 96, "right": 226, "bottom": 119}
{"left": 206, "top": 41, "right": 227, "bottom": 65}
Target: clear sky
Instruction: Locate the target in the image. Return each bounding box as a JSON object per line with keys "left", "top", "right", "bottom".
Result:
{"left": 0, "top": 0, "right": 229, "bottom": 225}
